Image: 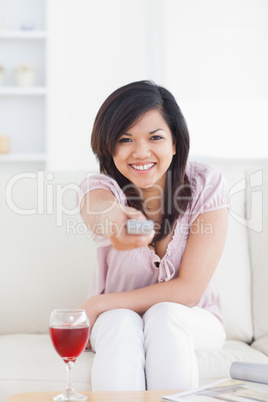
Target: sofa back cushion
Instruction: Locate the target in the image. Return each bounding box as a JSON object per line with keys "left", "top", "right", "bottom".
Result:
{"left": 0, "top": 171, "right": 96, "bottom": 334}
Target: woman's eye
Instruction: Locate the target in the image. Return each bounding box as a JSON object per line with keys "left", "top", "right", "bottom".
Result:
{"left": 118, "top": 137, "right": 132, "bottom": 143}
{"left": 150, "top": 135, "right": 163, "bottom": 141}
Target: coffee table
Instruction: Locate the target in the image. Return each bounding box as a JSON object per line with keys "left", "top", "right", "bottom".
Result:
{"left": 6, "top": 390, "right": 180, "bottom": 401}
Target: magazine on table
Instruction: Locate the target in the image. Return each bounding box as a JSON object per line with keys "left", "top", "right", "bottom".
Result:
{"left": 162, "top": 362, "right": 268, "bottom": 401}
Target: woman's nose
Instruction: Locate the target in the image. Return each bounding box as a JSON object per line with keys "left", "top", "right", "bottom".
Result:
{"left": 132, "top": 141, "right": 151, "bottom": 159}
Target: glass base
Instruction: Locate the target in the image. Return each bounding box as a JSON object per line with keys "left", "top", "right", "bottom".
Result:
{"left": 54, "top": 391, "right": 87, "bottom": 401}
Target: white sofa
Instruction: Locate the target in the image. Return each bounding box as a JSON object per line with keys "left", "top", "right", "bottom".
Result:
{"left": 1, "top": 158, "right": 268, "bottom": 401}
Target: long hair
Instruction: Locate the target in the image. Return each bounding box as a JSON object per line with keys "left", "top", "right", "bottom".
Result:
{"left": 91, "top": 80, "right": 192, "bottom": 242}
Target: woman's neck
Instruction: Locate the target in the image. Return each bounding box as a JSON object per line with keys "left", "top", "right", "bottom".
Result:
{"left": 141, "top": 186, "right": 164, "bottom": 224}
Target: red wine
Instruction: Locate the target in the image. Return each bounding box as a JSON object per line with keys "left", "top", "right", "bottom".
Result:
{"left": 50, "top": 326, "right": 89, "bottom": 363}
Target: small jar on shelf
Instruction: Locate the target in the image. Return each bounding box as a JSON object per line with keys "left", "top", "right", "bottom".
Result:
{"left": 14, "top": 64, "right": 36, "bottom": 87}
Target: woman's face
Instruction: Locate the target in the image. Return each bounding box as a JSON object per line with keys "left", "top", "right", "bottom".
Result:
{"left": 113, "top": 109, "right": 176, "bottom": 191}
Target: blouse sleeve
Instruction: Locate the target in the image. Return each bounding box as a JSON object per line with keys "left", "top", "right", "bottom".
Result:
{"left": 77, "top": 173, "right": 127, "bottom": 210}
{"left": 188, "top": 161, "right": 229, "bottom": 226}
{"left": 77, "top": 173, "right": 127, "bottom": 247}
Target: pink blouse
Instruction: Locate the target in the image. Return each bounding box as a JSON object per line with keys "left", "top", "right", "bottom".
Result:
{"left": 78, "top": 161, "right": 228, "bottom": 324}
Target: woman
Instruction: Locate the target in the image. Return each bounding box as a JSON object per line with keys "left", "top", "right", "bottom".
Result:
{"left": 78, "top": 80, "right": 228, "bottom": 391}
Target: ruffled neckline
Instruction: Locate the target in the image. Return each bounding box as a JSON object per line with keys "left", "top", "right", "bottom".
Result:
{"left": 140, "top": 214, "right": 188, "bottom": 263}
{"left": 138, "top": 213, "right": 190, "bottom": 283}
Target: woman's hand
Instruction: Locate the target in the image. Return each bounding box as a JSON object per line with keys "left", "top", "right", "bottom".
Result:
{"left": 108, "top": 205, "right": 154, "bottom": 251}
{"left": 81, "top": 189, "right": 155, "bottom": 251}
{"left": 80, "top": 295, "right": 103, "bottom": 351}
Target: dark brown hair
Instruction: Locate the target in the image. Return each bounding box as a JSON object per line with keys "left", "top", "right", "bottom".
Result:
{"left": 91, "top": 80, "right": 192, "bottom": 242}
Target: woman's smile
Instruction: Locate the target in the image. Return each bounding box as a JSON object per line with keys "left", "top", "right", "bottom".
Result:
{"left": 129, "top": 162, "right": 156, "bottom": 172}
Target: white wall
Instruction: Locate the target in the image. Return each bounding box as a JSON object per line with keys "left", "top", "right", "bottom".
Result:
{"left": 164, "top": 0, "right": 268, "bottom": 159}
{"left": 47, "top": 0, "right": 268, "bottom": 171}
{"left": 47, "top": 0, "right": 150, "bottom": 171}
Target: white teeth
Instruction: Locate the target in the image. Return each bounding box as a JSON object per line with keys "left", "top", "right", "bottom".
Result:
{"left": 131, "top": 163, "right": 155, "bottom": 171}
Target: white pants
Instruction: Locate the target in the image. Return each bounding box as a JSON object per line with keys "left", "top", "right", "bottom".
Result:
{"left": 90, "top": 302, "right": 226, "bottom": 391}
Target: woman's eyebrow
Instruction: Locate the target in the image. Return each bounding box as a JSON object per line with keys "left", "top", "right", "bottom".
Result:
{"left": 122, "top": 128, "right": 164, "bottom": 136}
{"left": 121, "top": 132, "right": 132, "bottom": 136}
{"left": 149, "top": 128, "right": 163, "bottom": 134}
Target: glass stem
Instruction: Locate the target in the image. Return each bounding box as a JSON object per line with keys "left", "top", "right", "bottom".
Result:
{"left": 65, "top": 361, "right": 75, "bottom": 395}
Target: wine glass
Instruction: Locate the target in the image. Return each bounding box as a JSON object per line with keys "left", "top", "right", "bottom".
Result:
{"left": 49, "top": 309, "right": 90, "bottom": 401}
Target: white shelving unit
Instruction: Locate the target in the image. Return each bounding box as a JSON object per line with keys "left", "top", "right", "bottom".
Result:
{"left": 0, "top": 0, "right": 47, "bottom": 172}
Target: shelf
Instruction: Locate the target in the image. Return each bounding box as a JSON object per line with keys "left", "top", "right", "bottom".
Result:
{"left": 0, "top": 153, "right": 47, "bottom": 162}
{"left": 0, "top": 30, "right": 47, "bottom": 39}
{"left": 0, "top": 87, "right": 47, "bottom": 96}
{"left": 0, "top": 0, "right": 48, "bottom": 171}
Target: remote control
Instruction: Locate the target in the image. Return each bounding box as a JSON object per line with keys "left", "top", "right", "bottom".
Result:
{"left": 126, "top": 219, "right": 154, "bottom": 235}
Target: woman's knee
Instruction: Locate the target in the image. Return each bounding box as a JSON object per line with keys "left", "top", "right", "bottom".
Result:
{"left": 143, "top": 302, "right": 192, "bottom": 329}
{"left": 95, "top": 308, "right": 143, "bottom": 329}
{"left": 91, "top": 308, "right": 144, "bottom": 351}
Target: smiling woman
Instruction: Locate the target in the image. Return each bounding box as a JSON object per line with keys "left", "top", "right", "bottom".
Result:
{"left": 90, "top": 80, "right": 192, "bottom": 244}
{"left": 78, "top": 80, "right": 228, "bottom": 391}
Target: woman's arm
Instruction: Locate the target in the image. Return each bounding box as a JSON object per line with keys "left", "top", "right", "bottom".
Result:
{"left": 80, "top": 189, "right": 154, "bottom": 250}
{"left": 81, "top": 207, "right": 228, "bottom": 329}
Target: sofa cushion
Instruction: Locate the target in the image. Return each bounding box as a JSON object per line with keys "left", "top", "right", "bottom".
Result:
{"left": 0, "top": 172, "right": 96, "bottom": 334}
{"left": 252, "top": 335, "right": 268, "bottom": 356}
